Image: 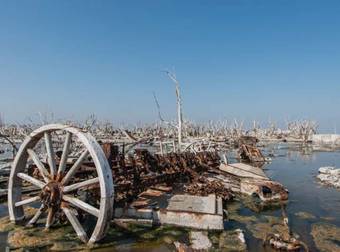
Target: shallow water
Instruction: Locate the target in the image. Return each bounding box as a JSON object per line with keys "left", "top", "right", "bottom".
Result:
{"left": 0, "top": 143, "right": 339, "bottom": 251}
{"left": 231, "top": 144, "right": 340, "bottom": 251}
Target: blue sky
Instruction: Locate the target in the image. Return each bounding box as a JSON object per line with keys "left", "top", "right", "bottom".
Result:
{"left": 0, "top": 1, "right": 339, "bottom": 131}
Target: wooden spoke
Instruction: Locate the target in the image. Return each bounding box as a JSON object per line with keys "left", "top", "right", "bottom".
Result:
{"left": 27, "top": 205, "right": 45, "bottom": 227}
{"left": 58, "top": 132, "right": 72, "bottom": 175}
{"left": 62, "top": 206, "right": 88, "bottom": 243}
{"left": 61, "top": 150, "right": 89, "bottom": 185}
{"left": 63, "top": 177, "right": 99, "bottom": 193}
{"left": 44, "top": 132, "right": 57, "bottom": 177}
{"left": 15, "top": 196, "right": 40, "bottom": 207}
{"left": 27, "top": 149, "right": 50, "bottom": 183}
{"left": 45, "top": 208, "right": 55, "bottom": 229}
{"left": 8, "top": 124, "right": 114, "bottom": 244}
{"left": 63, "top": 195, "right": 99, "bottom": 217}
{"left": 17, "top": 173, "right": 45, "bottom": 189}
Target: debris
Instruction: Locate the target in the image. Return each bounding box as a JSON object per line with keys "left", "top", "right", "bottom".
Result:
{"left": 237, "top": 144, "right": 265, "bottom": 163}
{"left": 130, "top": 198, "right": 151, "bottom": 208}
{"left": 174, "top": 241, "right": 192, "bottom": 252}
{"left": 220, "top": 162, "right": 267, "bottom": 180}
{"left": 110, "top": 149, "right": 221, "bottom": 204}
{"left": 157, "top": 194, "right": 224, "bottom": 230}
{"left": 265, "top": 233, "right": 307, "bottom": 251}
{"left": 217, "top": 163, "right": 289, "bottom": 201}
{"left": 317, "top": 166, "right": 340, "bottom": 188}
{"left": 247, "top": 218, "right": 308, "bottom": 251}
{"left": 139, "top": 189, "right": 164, "bottom": 197}
{"left": 190, "top": 231, "right": 212, "bottom": 250}
{"left": 237, "top": 136, "right": 258, "bottom": 146}
{"left": 151, "top": 185, "right": 173, "bottom": 192}
{"left": 184, "top": 179, "right": 234, "bottom": 201}
{"left": 4, "top": 124, "right": 291, "bottom": 246}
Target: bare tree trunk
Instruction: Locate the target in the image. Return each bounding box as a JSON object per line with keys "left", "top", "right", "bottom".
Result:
{"left": 176, "top": 82, "right": 183, "bottom": 146}
{"left": 165, "top": 71, "right": 183, "bottom": 148}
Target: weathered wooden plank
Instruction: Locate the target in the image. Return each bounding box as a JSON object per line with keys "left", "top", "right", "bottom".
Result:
{"left": 63, "top": 195, "right": 99, "bottom": 217}
{"left": 15, "top": 196, "right": 40, "bottom": 207}
{"left": 62, "top": 150, "right": 89, "bottom": 185}
{"left": 27, "top": 205, "right": 44, "bottom": 226}
{"left": 62, "top": 206, "right": 88, "bottom": 243}
{"left": 17, "top": 173, "right": 45, "bottom": 189}
{"left": 63, "top": 177, "right": 99, "bottom": 193}
{"left": 44, "top": 132, "right": 57, "bottom": 177}
{"left": 219, "top": 163, "right": 268, "bottom": 180}
{"left": 45, "top": 208, "right": 54, "bottom": 229}
{"left": 58, "top": 132, "right": 72, "bottom": 175}
{"left": 27, "top": 149, "right": 49, "bottom": 183}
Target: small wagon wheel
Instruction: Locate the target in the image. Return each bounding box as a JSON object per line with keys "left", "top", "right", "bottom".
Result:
{"left": 8, "top": 124, "right": 114, "bottom": 244}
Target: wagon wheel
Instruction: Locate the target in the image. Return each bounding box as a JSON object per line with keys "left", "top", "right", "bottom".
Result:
{"left": 8, "top": 124, "right": 114, "bottom": 244}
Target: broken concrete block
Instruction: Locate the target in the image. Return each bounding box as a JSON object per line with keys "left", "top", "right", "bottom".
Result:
{"left": 190, "top": 231, "right": 212, "bottom": 250}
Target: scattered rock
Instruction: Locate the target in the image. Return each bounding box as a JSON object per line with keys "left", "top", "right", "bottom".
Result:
{"left": 190, "top": 231, "right": 212, "bottom": 250}
{"left": 219, "top": 229, "right": 247, "bottom": 251}
{"left": 174, "top": 241, "right": 192, "bottom": 252}
{"left": 295, "top": 211, "right": 316, "bottom": 220}
{"left": 311, "top": 222, "right": 340, "bottom": 252}
{"left": 317, "top": 167, "right": 340, "bottom": 188}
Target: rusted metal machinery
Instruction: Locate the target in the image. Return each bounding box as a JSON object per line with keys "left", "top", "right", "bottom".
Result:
{"left": 7, "top": 124, "right": 226, "bottom": 244}
{"left": 7, "top": 124, "right": 289, "bottom": 246}
{"left": 237, "top": 144, "right": 266, "bottom": 163}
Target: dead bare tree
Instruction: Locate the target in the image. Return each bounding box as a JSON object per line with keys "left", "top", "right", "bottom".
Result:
{"left": 164, "top": 70, "right": 184, "bottom": 147}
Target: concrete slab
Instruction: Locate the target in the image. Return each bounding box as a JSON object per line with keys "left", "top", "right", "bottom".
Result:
{"left": 113, "top": 194, "right": 224, "bottom": 230}
{"left": 157, "top": 194, "right": 223, "bottom": 230}
{"left": 166, "top": 194, "right": 216, "bottom": 214}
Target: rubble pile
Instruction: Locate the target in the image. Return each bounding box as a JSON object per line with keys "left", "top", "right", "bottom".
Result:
{"left": 184, "top": 179, "right": 234, "bottom": 201}
{"left": 317, "top": 166, "right": 340, "bottom": 188}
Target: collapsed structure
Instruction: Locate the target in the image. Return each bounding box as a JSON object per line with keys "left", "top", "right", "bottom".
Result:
{"left": 5, "top": 124, "right": 308, "bottom": 251}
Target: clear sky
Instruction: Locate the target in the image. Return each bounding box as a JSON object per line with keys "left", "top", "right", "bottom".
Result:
{"left": 0, "top": 1, "right": 339, "bottom": 131}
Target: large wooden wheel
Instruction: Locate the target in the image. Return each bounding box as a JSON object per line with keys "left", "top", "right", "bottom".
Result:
{"left": 8, "top": 124, "right": 114, "bottom": 244}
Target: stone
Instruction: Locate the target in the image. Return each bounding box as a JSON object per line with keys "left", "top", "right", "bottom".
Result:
{"left": 219, "top": 229, "right": 247, "bottom": 251}
{"left": 190, "top": 231, "right": 212, "bottom": 250}
{"left": 174, "top": 241, "right": 192, "bottom": 252}
{"left": 157, "top": 194, "right": 224, "bottom": 230}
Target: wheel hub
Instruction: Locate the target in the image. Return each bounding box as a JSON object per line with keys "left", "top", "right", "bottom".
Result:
{"left": 40, "top": 181, "right": 62, "bottom": 209}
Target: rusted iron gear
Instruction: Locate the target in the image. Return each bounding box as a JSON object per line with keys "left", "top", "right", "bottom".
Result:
{"left": 40, "top": 181, "right": 63, "bottom": 209}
